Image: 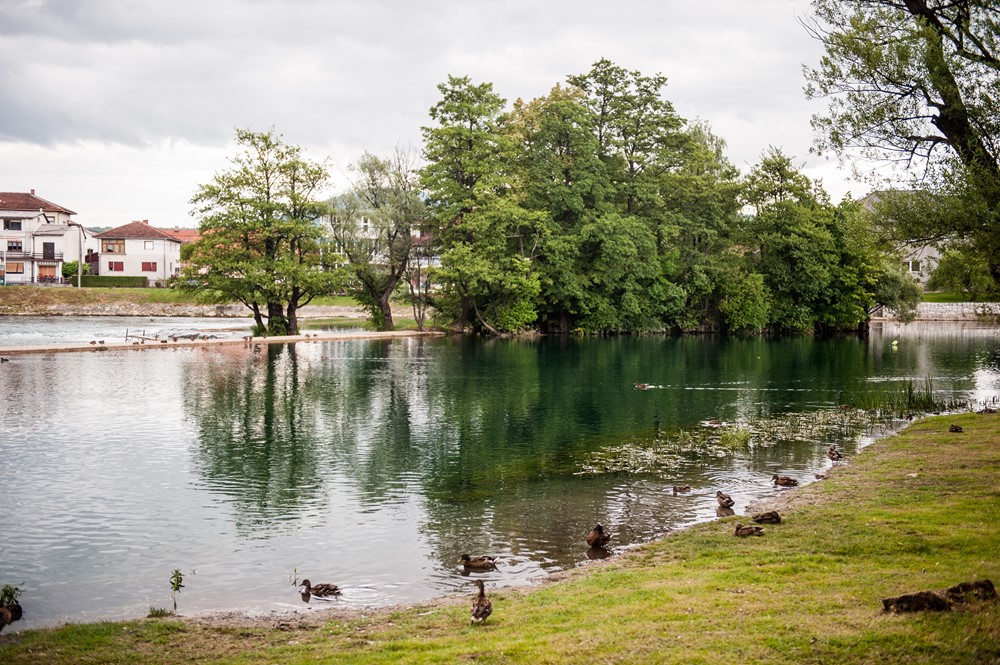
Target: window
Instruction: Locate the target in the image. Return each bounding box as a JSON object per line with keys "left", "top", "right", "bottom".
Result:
{"left": 144, "top": 241, "right": 154, "bottom": 250}
{"left": 6, "top": 262, "right": 24, "bottom": 273}
{"left": 910, "top": 260, "right": 921, "bottom": 272}
{"left": 141, "top": 261, "right": 157, "bottom": 272}
{"left": 7, "top": 240, "right": 22, "bottom": 252}
{"left": 108, "top": 261, "right": 124, "bottom": 272}
{"left": 3, "top": 220, "right": 22, "bottom": 231}
{"left": 102, "top": 239, "right": 125, "bottom": 254}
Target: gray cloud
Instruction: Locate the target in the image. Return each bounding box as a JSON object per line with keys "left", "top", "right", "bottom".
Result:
{"left": 1, "top": 0, "right": 856, "bottom": 225}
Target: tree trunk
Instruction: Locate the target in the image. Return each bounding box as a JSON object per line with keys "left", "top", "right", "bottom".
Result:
{"left": 378, "top": 293, "right": 394, "bottom": 331}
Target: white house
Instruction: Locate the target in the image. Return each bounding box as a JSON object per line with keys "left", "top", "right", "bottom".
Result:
{"left": 92, "top": 220, "right": 182, "bottom": 285}
{"left": 859, "top": 191, "right": 941, "bottom": 285}
{"left": 0, "top": 190, "right": 87, "bottom": 285}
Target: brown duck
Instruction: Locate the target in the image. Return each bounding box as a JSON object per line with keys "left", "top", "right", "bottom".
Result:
{"left": 586, "top": 524, "right": 612, "bottom": 548}
{"left": 827, "top": 445, "right": 843, "bottom": 461}
{"left": 0, "top": 601, "right": 22, "bottom": 633}
{"left": 299, "top": 579, "right": 341, "bottom": 597}
{"left": 460, "top": 554, "right": 498, "bottom": 571}
{"left": 471, "top": 579, "right": 493, "bottom": 624}
{"left": 672, "top": 484, "right": 692, "bottom": 494}
{"left": 716, "top": 490, "right": 735, "bottom": 508}
{"left": 734, "top": 524, "right": 765, "bottom": 537}
{"left": 751, "top": 511, "right": 781, "bottom": 524}
{"left": 771, "top": 474, "right": 799, "bottom": 487}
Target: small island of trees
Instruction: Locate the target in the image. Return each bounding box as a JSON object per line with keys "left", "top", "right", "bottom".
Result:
{"left": 185, "top": 1, "right": 998, "bottom": 337}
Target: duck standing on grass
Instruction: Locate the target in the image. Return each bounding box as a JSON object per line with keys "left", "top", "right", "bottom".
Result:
{"left": 471, "top": 579, "right": 493, "bottom": 624}
{"left": 771, "top": 474, "right": 799, "bottom": 487}
{"left": 586, "top": 524, "right": 612, "bottom": 548}
{"left": 716, "top": 490, "right": 735, "bottom": 508}
{"left": 460, "top": 554, "right": 498, "bottom": 571}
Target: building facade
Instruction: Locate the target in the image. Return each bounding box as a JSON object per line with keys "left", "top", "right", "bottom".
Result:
{"left": 0, "top": 190, "right": 87, "bottom": 285}
{"left": 92, "top": 220, "right": 182, "bottom": 285}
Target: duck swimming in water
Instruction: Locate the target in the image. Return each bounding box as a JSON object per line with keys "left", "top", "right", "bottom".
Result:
{"left": 586, "top": 524, "right": 612, "bottom": 548}
{"left": 771, "top": 474, "right": 799, "bottom": 487}
{"left": 299, "top": 579, "right": 341, "bottom": 597}
{"left": 460, "top": 554, "right": 498, "bottom": 571}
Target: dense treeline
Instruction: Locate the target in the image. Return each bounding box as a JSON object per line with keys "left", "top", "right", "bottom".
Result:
{"left": 419, "top": 60, "right": 917, "bottom": 335}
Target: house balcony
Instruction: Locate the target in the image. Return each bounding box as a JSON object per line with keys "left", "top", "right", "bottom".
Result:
{"left": 1, "top": 250, "right": 65, "bottom": 262}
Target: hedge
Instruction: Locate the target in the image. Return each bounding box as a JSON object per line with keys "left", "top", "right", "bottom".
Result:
{"left": 80, "top": 275, "right": 150, "bottom": 288}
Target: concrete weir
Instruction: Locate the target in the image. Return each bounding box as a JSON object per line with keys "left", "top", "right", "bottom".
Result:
{"left": 0, "top": 329, "right": 445, "bottom": 357}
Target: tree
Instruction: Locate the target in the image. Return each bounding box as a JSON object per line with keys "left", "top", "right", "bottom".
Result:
{"left": 187, "top": 128, "right": 339, "bottom": 335}
{"left": 804, "top": 0, "right": 1000, "bottom": 284}
{"left": 421, "top": 75, "right": 543, "bottom": 334}
{"left": 330, "top": 149, "right": 426, "bottom": 331}
{"left": 61, "top": 260, "right": 88, "bottom": 279}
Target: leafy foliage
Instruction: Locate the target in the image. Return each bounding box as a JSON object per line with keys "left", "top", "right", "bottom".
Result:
{"left": 805, "top": 0, "right": 1000, "bottom": 285}
{"left": 186, "top": 128, "right": 340, "bottom": 335}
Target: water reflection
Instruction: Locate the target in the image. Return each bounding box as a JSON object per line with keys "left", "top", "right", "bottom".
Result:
{"left": 1, "top": 323, "right": 998, "bottom": 631}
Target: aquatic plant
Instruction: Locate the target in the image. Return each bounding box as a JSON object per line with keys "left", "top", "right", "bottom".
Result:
{"left": 1, "top": 584, "right": 22, "bottom": 606}
{"left": 147, "top": 606, "right": 173, "bottom": 618}
{"left": 718, "top": 427, "right": 752, "bottom": 449}
{"left": 169, "top": 569, "right": 185, "bottom": 613}
{"left": 840, "top": 378, "right": 964, "bottom": 419}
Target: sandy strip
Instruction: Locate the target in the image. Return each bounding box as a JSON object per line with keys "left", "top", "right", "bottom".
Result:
{"left": 0, "top": 329, "right": 446, "bottom": 357}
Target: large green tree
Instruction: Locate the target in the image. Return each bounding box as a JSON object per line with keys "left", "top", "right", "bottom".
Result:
{"left": 330, "top": 149, "right": 426, "bottom": 331}
{"left": 187, "top": 128, "right": 339, "bottom": 336}
{"left": 805, "top": 0, "right": 1000, "bottom": 283}
{"left": 421, "top": 75, "right": 542, "bottom": 334}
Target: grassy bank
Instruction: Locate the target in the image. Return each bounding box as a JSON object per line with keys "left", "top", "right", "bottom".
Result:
{"left": 0, "top": 286, "right": 361, "bottom": 309}
{"left": 2, "top": 413, "right": 998, "bottom": 664}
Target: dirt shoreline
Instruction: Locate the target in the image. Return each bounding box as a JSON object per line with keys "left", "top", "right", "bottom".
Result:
{"left": 181, "top": 459, "right": 856, "bottom": 632}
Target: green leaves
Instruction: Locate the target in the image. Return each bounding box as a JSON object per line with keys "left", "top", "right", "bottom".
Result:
{"left": 186, "top": 128, "right": 339, "bottom": 335}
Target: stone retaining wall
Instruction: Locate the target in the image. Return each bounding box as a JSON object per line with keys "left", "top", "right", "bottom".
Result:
{"left": 874, "top": 301, "right": 1000, "bottom": 321}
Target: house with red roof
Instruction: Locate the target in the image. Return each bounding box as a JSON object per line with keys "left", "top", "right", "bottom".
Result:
{"left": 0, "top": 190, "right": 87, "bottom": 285}
{"left": 92, "top": 220, "right": 182, "bottom": 285}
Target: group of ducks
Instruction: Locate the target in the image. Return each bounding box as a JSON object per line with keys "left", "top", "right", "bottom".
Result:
{"left": 300, "top": 446, "right": 845, "bottom": 626}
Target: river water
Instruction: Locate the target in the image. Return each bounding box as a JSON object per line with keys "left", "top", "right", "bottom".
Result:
{"left": 0, "top": 319, "right": 997, "bottom": 631}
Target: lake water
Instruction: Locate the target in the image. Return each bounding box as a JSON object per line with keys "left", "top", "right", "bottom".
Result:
{"left": 0, "top": 319, "right": 998, "bottom": 631}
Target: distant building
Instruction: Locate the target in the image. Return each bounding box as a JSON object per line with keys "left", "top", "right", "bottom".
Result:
{"left": 92, "top": 220, "right": 182, "bottom": 285}
{"left": 161, "top": 228, "right": 201, "bottom": 245}
{"left": 0, "top": 190, "right": 88, "bottom": 285}
{"left": 859, "top": 191, "right": 941, "bottom": 285}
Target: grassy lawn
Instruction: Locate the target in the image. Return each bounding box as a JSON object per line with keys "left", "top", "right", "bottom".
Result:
{"left": 2, "top": 412, "right": 998, "bottom": 664}
{"left": 0, "top": 287, "right": 361, "bottom": 309}
{"left": 921, "top": 291, "right": 978, "bottom": 303}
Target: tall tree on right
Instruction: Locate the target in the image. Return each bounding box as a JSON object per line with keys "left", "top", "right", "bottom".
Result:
{"left": 804, "top": 0, "right": 1000, "bottom": 284}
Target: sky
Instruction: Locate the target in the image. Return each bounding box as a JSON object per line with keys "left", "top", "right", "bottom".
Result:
{"left": 0, "top": 0, "right": 864, "bottom": 230}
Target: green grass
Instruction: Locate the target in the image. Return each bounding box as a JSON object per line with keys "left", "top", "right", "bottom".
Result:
{"left": 921, "top": 291, "right": 974, "bottom": 303}
{"left": 2, "top": 413, "right": 999, "bottom": 664}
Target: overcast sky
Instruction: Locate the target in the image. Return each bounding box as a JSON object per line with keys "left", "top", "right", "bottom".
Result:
{"left": 0, "top": 0, "right": 863, "bottom": 229}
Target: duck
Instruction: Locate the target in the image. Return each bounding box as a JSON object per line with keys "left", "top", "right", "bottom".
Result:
{"left": 716, "top": 490, "right": 735, "bottom": 508}
{"left": 470, "top": 579, "right": 492, "bottom": 624}
{"left": 634, "top": 383, "right": 652, "bottom": 390}
{"left": 827, "top": 445, "right": 844, "bottom": 461}
{"left": 734, "top": 524, "right": 765, "bottom": 537}
{"left": 949, "top": 424, "right": 963, "bottom": 433}
{"left": 586, "top": 524, "right": 612, "bottom": 548}
{"left": 771, "top": 474, "right": 799, "bottom": 487}
{"left": 0, "top": 357, "right": 8, "bottom": 363}
{"left": 672, "top": 484, "right": 692, "bottom": 494}
{"left": 0, "top": 601, "right": 22, "bottom": 633}
{"left": 299, "top": 579, "right": 341, "bottom": 597}
{"left": 751, "top": 511, "right": 781, "bottom": 524}
{"left": 460, "top": 554, "right": 498, "bottom": 571}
